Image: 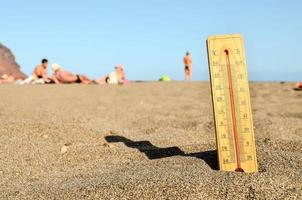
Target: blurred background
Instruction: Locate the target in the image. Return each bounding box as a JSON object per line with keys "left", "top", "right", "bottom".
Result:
{"left": 1, "top": 0, "right": 301, "bottom": 81}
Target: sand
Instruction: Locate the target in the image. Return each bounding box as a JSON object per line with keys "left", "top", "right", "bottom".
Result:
{"left": 0, "top": 82, "right": 301, "bottom": 199}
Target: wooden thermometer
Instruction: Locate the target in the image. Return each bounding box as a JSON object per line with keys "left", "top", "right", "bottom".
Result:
{"left": 207, "top": 34, "right": 258, "bottom": 173}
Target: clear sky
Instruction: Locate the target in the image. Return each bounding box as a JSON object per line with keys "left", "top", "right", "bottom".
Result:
{"left": 1, "top": 0, "right": 301, "bottom": 81}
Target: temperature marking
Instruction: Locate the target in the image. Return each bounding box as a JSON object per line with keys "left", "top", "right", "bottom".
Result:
{"left": 207, "top": 34, "right": 258, "bottom": 173}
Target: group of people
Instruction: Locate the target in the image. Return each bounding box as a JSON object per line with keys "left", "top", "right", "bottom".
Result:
{"left": 0, "top": 52, "right": 192, "bottom": 85}
{"left": 2, "top": 52, "right": 300, "bottom": 88}
{"left": 0, "top": 59, "right": 128, "bottom": 85}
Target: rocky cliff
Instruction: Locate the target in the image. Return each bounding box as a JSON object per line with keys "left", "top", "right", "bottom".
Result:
{"left": 0, "top": 43, "right": 27, "bottom": 79}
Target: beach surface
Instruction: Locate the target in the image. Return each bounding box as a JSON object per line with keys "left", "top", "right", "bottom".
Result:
{"left": 0, "top": 82, "right": 301, "bottom": 199}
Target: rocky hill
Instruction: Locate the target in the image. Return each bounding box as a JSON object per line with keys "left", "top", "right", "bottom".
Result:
{"left": 0, "top": 43, "right": 27, "bottom": 79}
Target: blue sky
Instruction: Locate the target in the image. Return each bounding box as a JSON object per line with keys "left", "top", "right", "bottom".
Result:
{"left": 1, "top": 0, "right": 301, "bottom": 81}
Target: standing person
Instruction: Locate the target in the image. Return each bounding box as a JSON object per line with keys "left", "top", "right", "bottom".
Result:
{"left": 184, "top": 51, "right": 192, "bottom": 81}
{"left": 51, "top": 64, "right": 91, "bottom": 84}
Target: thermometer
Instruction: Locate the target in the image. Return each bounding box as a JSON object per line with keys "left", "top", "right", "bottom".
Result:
{"left": 207, "top": 34, "right": 258, "bottom": 173}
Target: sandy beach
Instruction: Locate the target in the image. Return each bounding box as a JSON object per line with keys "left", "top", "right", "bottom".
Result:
{"left": 0, "top": 82, "right": 301, "bottom": 199}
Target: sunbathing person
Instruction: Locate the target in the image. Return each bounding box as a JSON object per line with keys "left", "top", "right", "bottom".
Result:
{"left": 94, "top": 72, "right": 118, "bottom": 84}
{"left": 295, "top": 82, "right": 302, "bottom": 90}
{"left": 0, "top": 74, "right": 15, "bottom": 84}
{"left": 33, "top": 59, "right": 52, "bottom": 82}
{"left": 115, "top": 64, "right": 128, "bottom": 84}
{"left": 94, "top": 64, "right": 128, "bottom": 85}
{"left": 51, "top": 64, "right": 91, "bottom": 84}
{"left": 17, "top": 58, "right": 52, "bottom": 84}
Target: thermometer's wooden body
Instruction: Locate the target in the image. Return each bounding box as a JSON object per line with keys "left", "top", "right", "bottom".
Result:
{"left": 207, "top": 34, "right": 258, "bottom": 173}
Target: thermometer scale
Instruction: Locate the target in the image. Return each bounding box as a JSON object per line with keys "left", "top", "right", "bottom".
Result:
{"left": 207, "top": 34, "right": 258, "bottom": 173}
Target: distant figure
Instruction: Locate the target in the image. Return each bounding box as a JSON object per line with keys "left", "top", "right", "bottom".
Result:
{"left": 184, "top": 51, "right": 192, "bottom": 81}
{"left": 17, "top": 58, "right": 51, "bottom": 84}
{"left": 115, "top": 64, "right": 128, "bottom": 84}
{"left": 295, "top": 82, "right": 302, "bottom": 90}
{"left": 33, "top": 59, "right": 51, "bottom": 82}
{"left": 0, "top": 73, "right": 15, "bottom": 84}
{"left": 94, "top": 64, "right": 128, "bottom": 85}
{"left": 51, "top": 64, "right": 91, "bottom": 84}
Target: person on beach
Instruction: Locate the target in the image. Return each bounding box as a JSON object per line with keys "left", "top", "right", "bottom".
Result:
{"left": 17, "top": 59, "right": 52, "bottom": 84}
{"left": 0, "top": 73, "right": 15, "bottom": 84}
{"left": 295, "top": 82, "right": 302, "bottom": 90}
{"left": 184, "top": 51, "right": 192, "bottom": 81}
{"left": 115, "top": 64, "right": 128, "bottom": 84}
{"left": 94, "top": 64, "right": 128, "bottom": 85}
{"left": 33, "top": 59, "right": 51, "bottom": 82}
{"left": 51, "top": 64, "right": 91, "bottom": 84}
